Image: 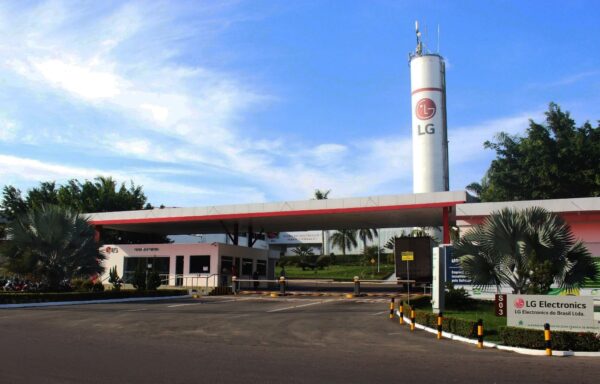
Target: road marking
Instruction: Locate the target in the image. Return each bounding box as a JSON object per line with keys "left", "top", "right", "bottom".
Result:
{"left": 267, "top": 300, "right": 334, "bottom": 313}
{"left": 213, "top": 297, "right": 257, "bottom": 303}
{"left": 370, "top": 311, "right": 388, "bottom": 316}
{"left": 124, "top": 308, "right": 148, "bottom": 312}
{"left": 229, "top": 314, "right": 250, "bottom": 319}
{"left": 167, "top": 303, "right": 203, "bottom": 308}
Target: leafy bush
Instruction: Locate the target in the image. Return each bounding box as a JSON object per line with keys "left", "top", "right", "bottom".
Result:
{"left": 316, "top": 255, "right": 331, "bottom": 269}
{"left": 71, "top": 278, "right": 86, "bottom": 292}
{"left": 445, "top": 282, "right": 476, "bottom": 310}
{"left": 108, "top": 266, "right": 122, "bottom": 291}
{"left": 500, "top": 326, "right": 600, "bottom": 351}
{"left": 147, "top": 270, "right": 162, "bottom": 291}
{"left": 411, "top": 309, "right": 478, "bottom": 338}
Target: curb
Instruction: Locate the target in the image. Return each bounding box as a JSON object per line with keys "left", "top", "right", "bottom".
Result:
{"left": 395, "top": 310, "right": 600, "bottom": 357}
{"left": 0, "top": 295, "right": 190, "bottom": 309}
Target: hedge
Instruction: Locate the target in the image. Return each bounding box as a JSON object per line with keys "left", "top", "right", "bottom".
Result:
{"left": 0, "top": 289, "right": 187, "bottom": 304}
{"left": 500, "top": 326, "right": 600, "bottom": 352}
{"left": 412, "top": 309, "right": 478, "bottom": 338}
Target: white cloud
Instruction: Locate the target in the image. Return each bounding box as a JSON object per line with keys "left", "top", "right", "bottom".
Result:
{"left": 32, "top": 58, "right": 122, "bottom": 100}
{"left": 0, "top": 117, "right": 19, "bottom": 142}
{"left": 449, "top": 111, "right": 541, "bottom": 166}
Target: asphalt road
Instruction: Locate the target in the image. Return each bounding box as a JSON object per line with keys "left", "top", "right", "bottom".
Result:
{"left": 0, "top": 295, "right": 599, "bottom": 383}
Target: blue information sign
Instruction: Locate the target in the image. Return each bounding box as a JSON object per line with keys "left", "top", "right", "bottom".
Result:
{"left": 444, "top": 246, "right": 470, "bottom": 285}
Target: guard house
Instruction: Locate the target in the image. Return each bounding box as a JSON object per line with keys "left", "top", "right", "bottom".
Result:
{"left": 100, "top": 243, "right": 274, "bottom": 288}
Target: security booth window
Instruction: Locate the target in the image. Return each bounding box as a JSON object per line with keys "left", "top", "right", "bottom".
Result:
{"left": 189, "top": 255, "right": 211, "bottom": 274}
{"left": 242, "top": 258, "right": 253, "bottom": 276}
{"left": 221, "top": 256, "right": 233, "bottom": 274}
{"left": 256, "top": 260, "right": 267, "bottom": 276}
{"left": 123, "top": 256, "right": 170, "bottom": 282}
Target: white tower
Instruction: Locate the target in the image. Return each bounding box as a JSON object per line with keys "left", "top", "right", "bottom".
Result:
{"left": 409, "top": 21, "right": 449, "bottom": 193}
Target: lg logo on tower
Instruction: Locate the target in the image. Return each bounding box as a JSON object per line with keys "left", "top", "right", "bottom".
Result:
{"left": 416, "top": 98, "right": 436, "bottom": 120}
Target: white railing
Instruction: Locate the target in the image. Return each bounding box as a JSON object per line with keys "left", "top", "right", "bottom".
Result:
{"left": 159, "top": 274, "right": 221, "bottom": 288}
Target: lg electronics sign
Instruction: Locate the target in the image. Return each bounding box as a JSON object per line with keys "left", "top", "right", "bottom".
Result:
{"left": 415, "top": 98, "right": 436, "bottom": 135}
{"left": 416, "top": 98, "right": 436, "bottom": 120}
{"left": 506, "top": 294, "right": 595, "bottom": 331}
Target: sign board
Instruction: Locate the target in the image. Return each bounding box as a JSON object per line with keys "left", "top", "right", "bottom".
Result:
{"left": 495, "top": 294, "right": 507, "bottom": 317}
{"left": 432, "top": 247, "right": 446, "bottom": 314}
{"left": 265, "top": 231, "right": 322, "bottom": 245}
{"left": 401, "top": 251, "right": 414, "bottom": 261}
{"left": 507, "top": 294, "right": 596, "bottom": 331}
{"left": 444, "top": 246, "right": 469, "bottom": 285}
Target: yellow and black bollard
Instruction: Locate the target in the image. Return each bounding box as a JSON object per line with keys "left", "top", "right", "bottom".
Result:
{"left": 544, "top": 323, "right": 552, "bottom": 356}
{"left": 399, "top": 302, "right": 404, "bottom": 325}
{"left": 477, "top": 319, "right": 484, "bottom": 349}
{"left": 410, "top": 308, "right": 415, "bottom": 331}
{"left": 389, "top": 297, "right": 395, "bottom": 319}
{"left": 437, "top": 312, "right": 443, "bottom": 339}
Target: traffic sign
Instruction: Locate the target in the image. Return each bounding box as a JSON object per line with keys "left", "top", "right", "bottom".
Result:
{"left": 401, "top": 251, "right": 414, "bottom": 261}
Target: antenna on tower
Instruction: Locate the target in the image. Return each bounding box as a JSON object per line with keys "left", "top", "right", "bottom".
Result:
{"left": 415, "top": 20, "right": 423, "bottom": 55}
{"left": 437, "top": 24, "right": 440, "bottom": 53}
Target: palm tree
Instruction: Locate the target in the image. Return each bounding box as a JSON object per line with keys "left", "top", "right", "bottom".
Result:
{"left": 2, "top": 205, "right": 105, "bottom": 290}
{"left": 329, "top": 229, "right": 358, "bottom": 256}
{"left": 358, "top": 228, "right": 378, "bottom": 253}
{"left": 313, "top": 189, "right": 330, "bottom": 255}
{"left": 313, "top": 189, "right": 330, "bottom": 200}
{"left": 454, "top": 207, "right": 599, "bottom": 294}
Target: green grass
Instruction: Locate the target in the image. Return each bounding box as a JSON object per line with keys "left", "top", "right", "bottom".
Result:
{"left": 444, "top": 301, "right": 506, "bottom": 342}
{"left": 276, "top": 264, "right": 394, "bottom": 281}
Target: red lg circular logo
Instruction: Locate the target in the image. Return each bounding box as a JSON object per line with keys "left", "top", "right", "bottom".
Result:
{"left": 416, "top": 98, "right": 436, "bottom": 120}
{"left": 514, "top": 298, "right": 525, "bottom": 309}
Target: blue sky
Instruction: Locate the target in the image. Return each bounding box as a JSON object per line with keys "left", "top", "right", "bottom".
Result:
{"left": 0, "top": 0, "right": 599, "bottom": 207}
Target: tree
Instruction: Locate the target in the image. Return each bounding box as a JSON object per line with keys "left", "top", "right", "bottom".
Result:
{"left": 0, "top": 177, "right": 169, "bottom": 244}
{"left": 330, "top": 229, "right": 358, "bottom": 256}
{"left": 108, "top": 266, "right": 122, "bottom": 291}
{"left": 468, "top": 103, "right": 600, "bottom": 201}
{"left": 1, "top": 205, "right": 106, "bottom": 290}
{"left": 358, "top": 228, "right": 378, "bottom": 252}
{"left": 292, "top": 245, "right": 315, "bottom": 259}
{"left": 313, "top": 189, "right": 330, "bottom": 255}
{"left": 313, "top": 189, "right": 330, "bottom": 200}
{"left": 454, "top": 207, "right": 599, "bottom": 293}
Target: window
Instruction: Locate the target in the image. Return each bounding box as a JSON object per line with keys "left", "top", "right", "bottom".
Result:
{"left": 242, "top": 258, "right": 253, "bottom": 276}
{"left": 189, "top": 255, "right": 211, "bottom": 274}
{"left": 123, "top": 257, "right": 170, "bottom": 282}
{"left": 221, "top": 256, "right": 233, "bottom": 274}
{"left": 256, "top": 260, "right": 267, "bottom": 276}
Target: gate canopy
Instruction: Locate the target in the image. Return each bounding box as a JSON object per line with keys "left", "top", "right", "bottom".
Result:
{"left": 86, "top": 191, "right": 467, "bottom": 235}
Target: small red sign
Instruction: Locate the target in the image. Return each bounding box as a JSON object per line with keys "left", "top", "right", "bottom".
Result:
{"left": 415, "top": 98, "right": 436, "bottom": 120}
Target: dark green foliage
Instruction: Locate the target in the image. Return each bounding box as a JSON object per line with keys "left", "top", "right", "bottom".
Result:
{"left": 330, "top": 229, "right": 358, "bottom": 256}
{"left": 500, "top": 327, "right": 600, "bottom": 351}
{"left": 2, "top": 205, "right": 105, "bottom": 290}
{"left": 130, "top": 261, "right": 162, "bottom": 291}
{"left": 0, "top": 290, "right": 187, "bottom": 304}
{"left": 316, "top": 255, "right": 331, "bottom": 269}
{"left": 444, "top": 283, "right": 476, "bottom": 310}
{"left": 411, "top": 309, "right": 478, "bottom": 338}
{"left": 147, "top": 270, "right": 162, "bottom": 291}
{"left": 470, "top": 103, "right": 600, "bottom": 201}
{"left": 455, "top": 207, "right": 599, "bottom": 293}
{"left": 526, "top": 259, "right": 554, "bottom": 294}
{"left": 131, "top": 263, "right": 147, "bottom": 291}
{"left": 0, "top": 177, "right": 170, "bottom": 244}
{"left": 108, "top": 266, "right": 122, "bottom": 291}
